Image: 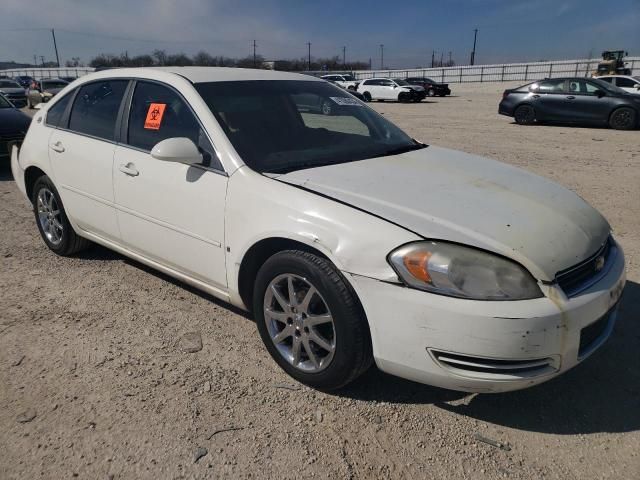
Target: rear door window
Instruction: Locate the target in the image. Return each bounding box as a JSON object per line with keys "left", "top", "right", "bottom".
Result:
{"left": 127, "top": 81, "right": 222, "bottom": 170}
{"left": 45, "top": 90, "right": 75, "bottom": 128}
{"left": 531, "top": 79, "right": 565, "bottom": 93}
{"left": 68, "top": 80, "right": 128, "bottom": 141}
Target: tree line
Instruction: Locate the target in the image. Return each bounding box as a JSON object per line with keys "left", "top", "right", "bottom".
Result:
{"left": 82, "top": 50, "right": 369, "bottom": 71}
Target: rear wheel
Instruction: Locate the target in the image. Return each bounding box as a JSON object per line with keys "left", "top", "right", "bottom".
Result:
{"left": 320, "top": 100, "right": 332, "bottom": 116}
{"left": 362, "top": 91, "right": 371, "bottom": 102}
{"left": 253, "top": 250, "right": 372, "bottom": 390}
{"left": 32, "top": 175, "right": 90, "bottom": 256}
{"left": 609, "top": 107, "right": 636, "bottom": 130}
{"left": 514, "top": 105, "right": 536, "bottom": 125}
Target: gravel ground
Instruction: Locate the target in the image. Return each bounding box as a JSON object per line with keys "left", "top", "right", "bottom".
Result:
{"left": 1, "top": 82, "right": 639, "bottom": 479}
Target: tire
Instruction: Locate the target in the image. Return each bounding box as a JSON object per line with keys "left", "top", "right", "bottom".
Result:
{"left": 320, "top": 100, "right": 332, "bottom": 116}
{"left": 609, "top": 107, "right": 636, "bottom": 130}
{"left": 398, "top": 92, "right": 409, "bottom": 103}
{"left": 32, "top": 175, "right": 90, "bottom": 256}
{"left": 514, "top": 104, "right": 536, "bottom": 125}
{"left": 362, "top": 91, "right": 371, "bottom": 102}
{"left": 253, "top": 250, "right": 373, "bottom": 391}
{"left": 426, "top": 88, "right": 436, "bottom": 97}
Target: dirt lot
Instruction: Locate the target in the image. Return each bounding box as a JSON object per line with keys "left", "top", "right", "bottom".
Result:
{"left": 1, "top": 82, "right": 639, "bottom": 480}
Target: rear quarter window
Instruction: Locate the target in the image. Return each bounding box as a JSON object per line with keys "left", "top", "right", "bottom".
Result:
{"left": 45, "top": 91, "right": 74, "bottom": 128}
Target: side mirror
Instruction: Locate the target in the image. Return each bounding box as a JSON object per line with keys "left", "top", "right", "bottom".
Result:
{"left": 151, "top": 137, "right": 202, "bottom": 165}
{"left": 594, "top": 89, "right": 606, "bottom": 98}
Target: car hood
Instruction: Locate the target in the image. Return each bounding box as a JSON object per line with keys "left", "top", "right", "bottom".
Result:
{"left": 0, "top": 108, "right": 31, "bottom": 134}
{"left": 276, "top": 146, "right": 610, "bottom": 280}
{"left": 0, "top": 87, "right": 25, "bottom": 94}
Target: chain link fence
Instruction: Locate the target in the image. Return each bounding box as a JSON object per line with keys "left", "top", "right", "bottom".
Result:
{"left": 352, "top": 58, "right": 640, "bottom": 83}
{"left": 0, "top": 67, "right": 95, "bottom": 80}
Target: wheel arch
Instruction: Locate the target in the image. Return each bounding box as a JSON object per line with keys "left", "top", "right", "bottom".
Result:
{"left": 24, "top": 165, "right": 48, "bottom": 203}
{"left": 237, "top": 236, "right": 334, "bottom": 313}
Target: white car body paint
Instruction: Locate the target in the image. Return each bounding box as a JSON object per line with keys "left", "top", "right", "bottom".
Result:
{"left": 12, "top": 67, "right": 626, "bottom": 392}
{"left": 320, "top": 74, "right": 359, "bottom": 90}
{"left": 595, "top": 75, "right": 640, "bottom": 94}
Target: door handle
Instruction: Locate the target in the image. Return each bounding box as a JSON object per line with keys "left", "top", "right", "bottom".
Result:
{"left": 566, "top": 96, "right": 575, "bottom": 100}
{"left": 50, "top": 141, "right": 65, "bottom": 153}
{"left": 119, "top": 163, "right": 139, "bottom": 177}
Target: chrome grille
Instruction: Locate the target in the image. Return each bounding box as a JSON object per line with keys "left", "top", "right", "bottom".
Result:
{"left": 555, "top": 237, "right": 614, "bottom": 297}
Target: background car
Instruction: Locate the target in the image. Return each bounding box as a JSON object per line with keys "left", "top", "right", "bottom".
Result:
{"left": 596, "top": 75, "right": 640, "bottom": 95}
{"left": 27, "top": 78, "right": 69, "bottom": 108}
{"left": 406, "top": 77, "right": 452, "bottom": 97}
{"left": 0, "top": 79, "right": 28, "bottom": 108}
{"left": 13, "top": 75, "right": 34, "bottom": 89}
{"left": 0, "top": 93, "right": 31, "bottom": 161}
{"left": 499, "top": 77, "right": 640, "bottom": 130}
{"left": 357, "top": 78, "right": 425, "bottom": 102}
{"left": 59, "top": 76, "right": 78, "bottom": 83}
{"left": 320, "top": 74, "right": 359, "bottom": 90}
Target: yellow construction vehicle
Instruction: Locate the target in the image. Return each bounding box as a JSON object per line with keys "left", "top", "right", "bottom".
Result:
{"left": 594, "top": 50, "right": 631, "bottom": 76}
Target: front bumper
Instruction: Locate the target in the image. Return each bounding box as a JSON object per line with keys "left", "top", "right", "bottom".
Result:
{"left": 347, "top": 241, "right": 626, "bottom": 392}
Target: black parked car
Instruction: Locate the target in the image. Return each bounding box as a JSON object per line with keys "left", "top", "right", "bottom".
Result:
{"left": 0, "top": 79, "right": 27, "bottom": 108}
{"left": 0, "top": 94, "right": 31, "bottom": 161}
{"left": 406, "top": 77, "right": 451, "bottom": 97}
{"left": 499, "top": 77, "right": 640, "bottom": 130}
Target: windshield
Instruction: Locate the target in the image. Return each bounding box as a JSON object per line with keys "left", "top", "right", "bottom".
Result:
{"left": 0, "top": 80, "right": 21, "bottom": 88}
{"left": 42, "top": 80, "right": 68, "bottom": 89}
{"left": 195, "top": 80, "right": 423, "bottom": 174}
{"left": 394, "top": 79, "right": 410, "bottom": 86}
{"left": 0, "top": 95, "right": 12, "bottom": 108}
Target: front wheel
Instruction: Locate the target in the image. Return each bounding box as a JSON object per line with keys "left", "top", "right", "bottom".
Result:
{"left": 320, "top": 100, "right": 332, "bottom": 116}
{"left": 362, "top": 91, "right": 371, "bottom": 102}
{"left": 609, "top": 107, "right": 636, "bottom": 130}
{"left": 514, "top": 105, "right": 536, "bottom": 125}
{"left": 426, "top": 88, "right": 436, "bottom": 97}
{"left": 32, "top": 175, "right": 90, "bottom": 256}
{"left": 253, "top": 250, "right": 372, "bottom": 390}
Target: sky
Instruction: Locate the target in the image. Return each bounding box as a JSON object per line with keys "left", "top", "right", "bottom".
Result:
{"left": 1, "top": 0, "right": 639, "bottom": 68}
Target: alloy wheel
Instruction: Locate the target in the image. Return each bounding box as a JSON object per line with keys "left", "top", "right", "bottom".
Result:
{"left": 263, "top": 274, "right": 336, "bottom": 373}
{"left": 37, "top": 187, "right": 63, "bottom": 246}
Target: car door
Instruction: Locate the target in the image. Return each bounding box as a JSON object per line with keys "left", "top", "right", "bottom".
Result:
{"left": 614, "top": 77, "right": 640, "bottom": 94}
{"left": 112, "top": 80, "right": 228, "bottom": 289}
{"left": 565, "top": 79, "right": 612, "bottom": 124}
{"left": 48, "top": 79, "right": 128, "bottom": 242}
{"left": 361, "top": 79, "right": 379, "bottom": 98}
{"left": 379, "top": 80, "right": 397, "bottom": 99}
{"left": 529, "top": 79, "right": 569, "bottom": 121}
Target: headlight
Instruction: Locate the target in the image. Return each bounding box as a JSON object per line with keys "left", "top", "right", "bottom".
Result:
{"left": 388, "top": 241, "right": 542, "bottom": 300}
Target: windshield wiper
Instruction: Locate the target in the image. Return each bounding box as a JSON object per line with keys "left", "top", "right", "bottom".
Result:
{"left": 372, "top": 142, "right": 427, "bottom": 159}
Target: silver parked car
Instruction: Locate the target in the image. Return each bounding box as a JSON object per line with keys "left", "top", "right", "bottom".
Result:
{"left": 27, "top": 78, "right": 69, "bottom": 108}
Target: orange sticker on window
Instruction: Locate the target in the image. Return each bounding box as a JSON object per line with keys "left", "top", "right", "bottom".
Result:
{"left": 144, "top": 103, "right": 166, "bottom": 130}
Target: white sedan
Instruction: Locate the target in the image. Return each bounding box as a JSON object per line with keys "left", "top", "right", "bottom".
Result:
{"left": 11, "top": 67, "right": 625, "bottom": 392}
{"left": 596, "top": 75, "right": 640, "bottom": 95}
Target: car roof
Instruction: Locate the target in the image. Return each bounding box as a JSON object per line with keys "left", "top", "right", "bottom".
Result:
{"left": 79, "top": 67, "right": 323, "bottom": 84}
{"left": 595, "top": 75, "right": 637, "bottom": 79}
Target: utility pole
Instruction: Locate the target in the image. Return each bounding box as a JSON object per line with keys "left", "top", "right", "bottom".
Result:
{"left": 431, "top": 50, "right": 435, "bottom": 68}
{"left": 253, "top": 39, "right": 257, "bottom": 68}
{"left": 440, "top": 51, "right": 443, "bottom": 66}
{"left": 369, "top": 57, "right": 372, "bottom": 70}
{"left": 306, "top": 42, "right": 311, "bottom": 70}
{"left": 380, "top": 44, "right": 384, "bottom": 70}
{"left": 342, "top": 46, "right": 346, "bottom": 68}
{"left": 40, "top": 55, "right": 45, "bottom": 67}
{"left": 449, "top": 51, "right": 452, "bottom": 66}
{"left": 51, "top": 29, "right": 60, "bottom": 67}
{"left": 33, "top": 55, "right": 37, "bottom": 67}
{"left": 470, "top": 28, "right": 478, "bottom": 65}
